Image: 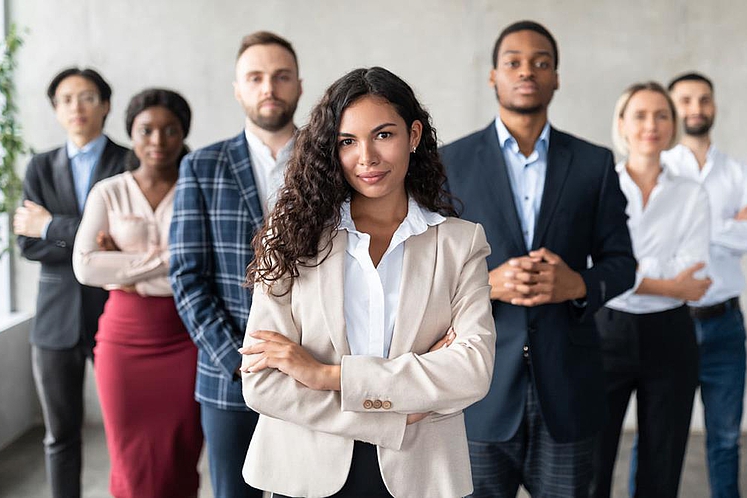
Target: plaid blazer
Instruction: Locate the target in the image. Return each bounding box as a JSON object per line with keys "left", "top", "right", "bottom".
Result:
{"left": 169, "top": 132, "right": 264, "bottom": 410}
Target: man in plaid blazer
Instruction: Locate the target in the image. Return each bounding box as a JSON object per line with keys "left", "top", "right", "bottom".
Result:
{"left": 169, "top": 31, "right": 302, "bottom": 498}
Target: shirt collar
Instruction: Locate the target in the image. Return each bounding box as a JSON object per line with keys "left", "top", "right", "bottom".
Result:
{"left": 244, "top": 128, "right": 296, "bottom": 161}
{"left": 615, "top": 160, "right": 673, "bottom": 184}
{"left": 67, "top": 134, "right": 107, "bottom": 159}
{"left": 494, "top": 116, "right": 550, "bottom": 153}
{"left": 339, "top": 196, "right": 446, "bottom": 237}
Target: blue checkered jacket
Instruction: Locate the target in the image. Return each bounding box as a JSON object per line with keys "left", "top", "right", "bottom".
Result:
{"left": 169, "top": 132, "right": 264, "bottom": 410}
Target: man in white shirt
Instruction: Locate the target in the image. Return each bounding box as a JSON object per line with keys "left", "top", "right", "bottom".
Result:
{"left": 169, "top": 31, "right": 301, "bottom": 498}
{"left": 663, "top": 72, "right": 747, "bottom": 498}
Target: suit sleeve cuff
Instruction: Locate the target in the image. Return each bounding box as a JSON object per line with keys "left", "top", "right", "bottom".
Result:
{"left": 40, "top": 218, "right": 52, "bottom": 240}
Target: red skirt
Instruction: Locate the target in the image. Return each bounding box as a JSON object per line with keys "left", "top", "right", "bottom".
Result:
{"left": 95, "top": 290, "right": 203, "bottom": 498}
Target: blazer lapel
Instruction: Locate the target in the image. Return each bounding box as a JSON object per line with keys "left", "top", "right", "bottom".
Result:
{"left": 531, "top": 128, "right": 571, "bottom": 250}
{"left": 226, "top": 132, "right": 265, "bottom": 229}
{"left": 388, "top": 226, "right": 437, "bottom": 358}
{"left": 51, "top": 147, "right": 79, "bottom": 214}
{"left": 476, "top": 125, "right": 526, "bottom": 252}
{"left": 316, "top": 231, "right": 351, "bottom": 356}
{"left": 89, "top": 137, "right": 122, "bottom": 188}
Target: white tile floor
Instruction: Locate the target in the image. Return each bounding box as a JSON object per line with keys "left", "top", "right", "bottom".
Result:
{"left": 0, "top": 425, "right": 743, "bottom": 497}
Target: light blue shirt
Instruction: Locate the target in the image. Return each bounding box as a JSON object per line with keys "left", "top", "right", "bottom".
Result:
{"left": 494, "top": 117, "right": 550, "bottom": 249}
{"left": 41, "top": 134, "right": 107, "bottom": 240}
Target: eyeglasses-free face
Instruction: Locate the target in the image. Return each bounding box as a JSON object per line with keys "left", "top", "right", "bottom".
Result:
{"left": 53, "top": 75, "right": 110, "bottom": 144}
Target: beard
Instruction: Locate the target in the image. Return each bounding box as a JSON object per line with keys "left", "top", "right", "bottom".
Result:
{"left": 246, "top": 98, "right": 299, "bottom": 132}
{"left": 683, "top": 115, "right": 713, "bottom": 136}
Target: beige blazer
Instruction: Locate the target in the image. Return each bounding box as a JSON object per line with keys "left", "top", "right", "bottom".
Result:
{"left": 241, "top": 217, "right": 496, "bottom": 498}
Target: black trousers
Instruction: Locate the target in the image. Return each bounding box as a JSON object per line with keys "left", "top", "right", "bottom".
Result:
{"left": 273, "top": 441, "right": 392, "bottom": 498}
{"left": 590, "top": 305, "right": 698, "bottom": 498}
{"left": 31, "top": 342, "right": 90, "bottom": 498}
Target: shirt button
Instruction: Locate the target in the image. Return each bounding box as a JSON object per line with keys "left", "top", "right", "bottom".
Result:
{"left": 382, "top": 401, "right": 392, "bottom": 410}
{"left": 372, "top": 400, "right": 383, "bottom": 409}
{"left": 363, "top": 400, "right": 373, "bottom": 409}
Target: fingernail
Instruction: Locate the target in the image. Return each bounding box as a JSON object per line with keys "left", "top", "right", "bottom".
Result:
{"left": 504, "top": 271, "right": 515, "bottom": 278}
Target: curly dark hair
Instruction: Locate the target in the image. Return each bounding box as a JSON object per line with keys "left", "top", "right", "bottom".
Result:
{"left": 247, "top": 66, "right": 456, "bottom": 291}
{"left": 124, "top": 88, "right": 192, "bottom": 171}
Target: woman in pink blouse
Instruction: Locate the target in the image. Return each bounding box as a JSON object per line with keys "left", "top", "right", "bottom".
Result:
{"left": 73, "top": 88, "right": 202, "bottom": 498}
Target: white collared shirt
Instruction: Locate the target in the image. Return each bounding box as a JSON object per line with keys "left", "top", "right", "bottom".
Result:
{"left": 606, "top": 161, "right": 711, "bottom": 314}
{"left": 244, "top": 129, "right": 295, "bottom": 215}
{"left": 662, "top": 144, "right": 747, "bottom": 306}
{"left": 339, "top": 197, "right": 446, "bottom": 357}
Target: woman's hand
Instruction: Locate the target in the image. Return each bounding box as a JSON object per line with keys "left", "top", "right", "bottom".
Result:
{"left": 669, "top": 262, "right": 712, "bottom": 301}
{"left": 407, "top": 327, "right": 457, "bottom": 425}
{"left": 96, "top": 231, "right": 120, "bottom": 251}
{"left": 239, "top": 330, "right": 341, "bottom": 391}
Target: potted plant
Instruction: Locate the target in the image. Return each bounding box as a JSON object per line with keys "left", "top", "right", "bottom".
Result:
{"left": 0, "top": 24, "right": 26, "bottom": 314}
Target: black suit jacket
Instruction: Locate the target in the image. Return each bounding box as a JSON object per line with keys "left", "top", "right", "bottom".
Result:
{"left": 441, "top": 123, "right": 635, "bottom": 443}
{"left": 18, "top": 137, "right": 127, "bottom": 351}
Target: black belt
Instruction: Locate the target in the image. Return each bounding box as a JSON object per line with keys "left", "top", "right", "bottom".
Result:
{"left": 689, "top": 297, "right": 740, "bottom": 321}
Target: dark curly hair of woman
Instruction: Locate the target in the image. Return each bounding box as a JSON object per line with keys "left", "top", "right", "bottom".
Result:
{"left": 247, "top": 66, "right": 457, "bottom": 292}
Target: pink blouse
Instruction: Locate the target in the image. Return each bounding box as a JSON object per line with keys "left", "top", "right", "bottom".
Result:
{"left": 73, "top": 172, "right": 175, "bottom": 297}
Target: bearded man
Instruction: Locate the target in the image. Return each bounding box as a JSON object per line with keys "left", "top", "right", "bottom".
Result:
{"left": 169, "top": 31, "right": 302, "bottom": 498}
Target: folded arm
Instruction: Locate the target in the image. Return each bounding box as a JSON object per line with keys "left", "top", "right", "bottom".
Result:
{"left": 16, "top": 157, "right": 76, "bottom": 264}
{"left": 72, "top": 184, "right": 168, "bottom": 287}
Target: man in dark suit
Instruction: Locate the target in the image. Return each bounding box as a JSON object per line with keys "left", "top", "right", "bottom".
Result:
{"left": 13, "top": 67, "right": 127, "bottom": 498}
{"left": 169, "top": 31, "right": 301, "bottom": 498}
{"left": 440, "top": 21, "right": 636, "bottom": 497}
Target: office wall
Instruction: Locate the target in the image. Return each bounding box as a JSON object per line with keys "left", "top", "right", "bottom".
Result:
{"left": 9, "top": 0, "right": 747, "bottom": 428}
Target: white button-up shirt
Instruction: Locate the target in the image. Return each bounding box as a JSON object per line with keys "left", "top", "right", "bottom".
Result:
{"left": 339, "top": 197, "right": 445, "bottom": 357}
{"left": 662, "top": 144, "right": 747, "bottom": 306}
{"left": 244, "top": 129, "right": 294, "bottom": 215}
{"left": 606, "top": 162, "right": 711, "bottom": 314}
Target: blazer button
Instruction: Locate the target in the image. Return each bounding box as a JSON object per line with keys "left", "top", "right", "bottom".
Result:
{"left": 382, "top": 401, "right": 392, "bottom": 410}
{"left": 523, "top": 345, "right": 529, "bottom": 358}
{"left": 363, "top": 400, "right": 373, "bottom": 409}
{"left": 372, "top": 400, "right": 383, "bottom": 409}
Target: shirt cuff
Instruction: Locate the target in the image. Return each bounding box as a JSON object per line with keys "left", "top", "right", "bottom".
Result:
{"left": 40, "top": 218, "right": 52, "bottom": 240}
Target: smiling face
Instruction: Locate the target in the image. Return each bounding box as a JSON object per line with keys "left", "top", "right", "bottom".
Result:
{"left": 618, "top": 89, "right": 675, "bottom": 158}
{"left": 131, "top": 106, "right": 185, "bottom": 170}
{"left": 490, "top": 29, "right": 558, "bottom": 116}
{"left": 337, "top": 95, "right": 422, "bottom": 206}
{"left": 234, "top": 43, "right": 302, "bottom": 132}
{"left": 53, "top": 75, "right": 109, "bottom": 144}
{"left": 670, "top": 80, "right": 715, "bottom": 137}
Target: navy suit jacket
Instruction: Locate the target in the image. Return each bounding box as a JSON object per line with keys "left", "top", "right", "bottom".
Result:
{"left": 18, "top": 138, "right": 127, "bottom": 351}
{"left": 169, "top": 132, "right": 265, "bottom": 410}
{"left": 440, "top": 123, "right": 635, "bottom": 443}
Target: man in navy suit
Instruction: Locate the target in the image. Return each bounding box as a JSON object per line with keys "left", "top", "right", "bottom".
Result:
{"left": 169, "top": 31, "right": 301, "bottom": 498}
{"left": 441, "top": 21, "right": 636, "bottom": 497}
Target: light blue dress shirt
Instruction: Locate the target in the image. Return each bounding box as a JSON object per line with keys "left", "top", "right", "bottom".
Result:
{"left": 41, "top": 134, "right": 108, "bottom": 240}
{"left": 494, "top": 117, "right": 550, "bottom": 249}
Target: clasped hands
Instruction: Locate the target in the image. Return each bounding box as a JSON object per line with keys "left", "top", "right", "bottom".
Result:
{"left": 489, "top": 247, "right": 587, "bottom": 306}
{"left": 238, "top": 327, "right": 457, "bottom": 425}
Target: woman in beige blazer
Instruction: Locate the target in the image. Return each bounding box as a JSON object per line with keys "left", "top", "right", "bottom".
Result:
{"left": 239, "top": 67, "right": 496, "bottom": 498}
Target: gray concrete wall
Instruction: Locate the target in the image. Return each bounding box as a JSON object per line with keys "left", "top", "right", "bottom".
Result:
{"left": 7, "top": 0, "right": 747, "bottom": 429}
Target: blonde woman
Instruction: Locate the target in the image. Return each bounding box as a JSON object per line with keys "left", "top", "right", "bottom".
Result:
{"left": 589, "top": 82, "right": 711, "bottom": 498}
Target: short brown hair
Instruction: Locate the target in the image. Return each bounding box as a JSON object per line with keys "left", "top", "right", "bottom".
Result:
{"left": 236, "top": 31, "right": 298, "bottom": 69}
